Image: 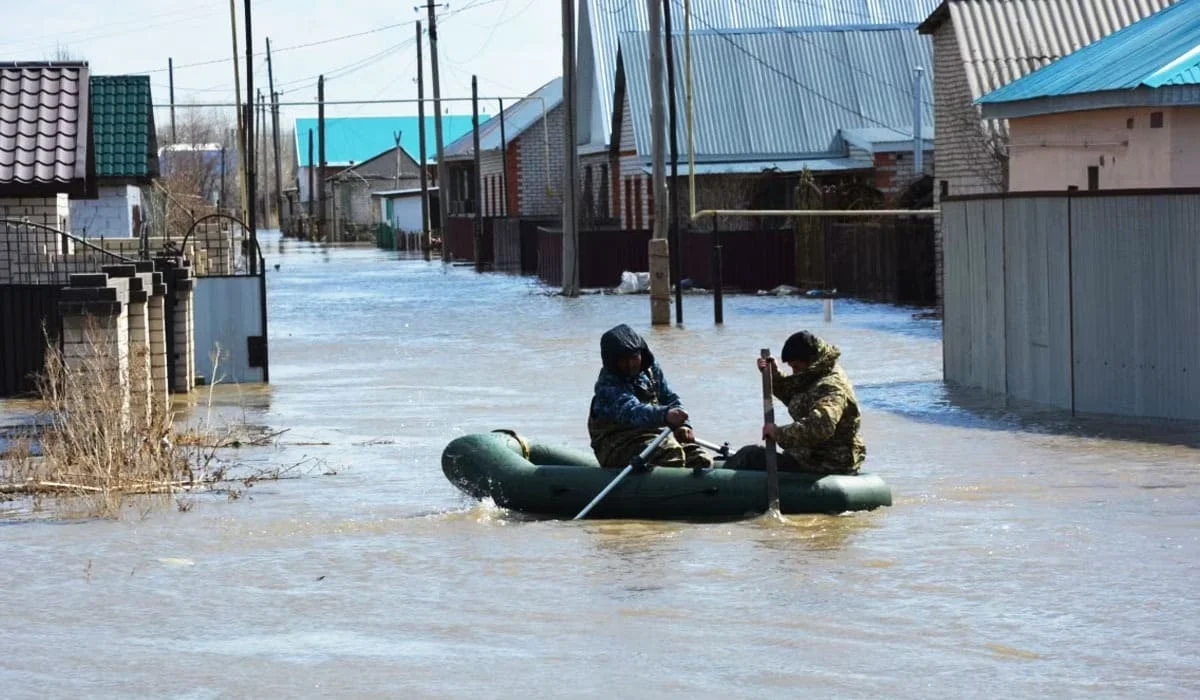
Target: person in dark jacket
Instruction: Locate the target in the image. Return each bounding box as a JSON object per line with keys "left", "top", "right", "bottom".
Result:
{"left": 587, "top": 324, "right": 712, "bottom": 470}
{"left": 728, "top": 330, "right": 866, "bottom": 475}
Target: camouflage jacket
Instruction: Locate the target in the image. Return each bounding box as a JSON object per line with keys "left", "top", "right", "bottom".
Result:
{"left": 770, "top": 338, "right": 866, "bottom": 473}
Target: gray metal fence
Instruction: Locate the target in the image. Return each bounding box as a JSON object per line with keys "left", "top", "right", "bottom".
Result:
{"left": 943, "top": 191, "right": 1200, "bottom": 421}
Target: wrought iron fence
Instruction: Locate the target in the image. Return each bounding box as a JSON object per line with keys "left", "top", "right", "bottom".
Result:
{"left": 1, "top": 218, "right": 137, "bottom": 286}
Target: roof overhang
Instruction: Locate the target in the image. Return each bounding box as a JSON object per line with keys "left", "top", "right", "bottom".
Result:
{"left": 979, "top": 85, "right": 1200, "bottom": 120}
{"left": 639, "top": 157, "right": 871, "bottom": 176}
{"left": 371, "top": 186, "right": 440, "bottom": 197}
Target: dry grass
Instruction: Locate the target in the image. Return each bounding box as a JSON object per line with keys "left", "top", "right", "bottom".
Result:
{"left": 0, "top": 320, "right": 326, "bottom": 518}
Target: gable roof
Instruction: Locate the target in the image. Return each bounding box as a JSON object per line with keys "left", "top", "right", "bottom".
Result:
{"left": 577, "top": 0, "right": 940, "bottom": 148}
{"left": 917, "top": 0, "right": 1176, "bottom": 105}
{"left": 616, "top": 25, "right": 933, "bottom": 162}
{"left": 0, "top": 62, "right": 92, "bottom": 196}
{"left": 978, "top": 0, "right": 1200, "bottom": 117}
{"left": 91, "top": 75, "right": 158, "bottom": 181}
{"left": 293, "top": 115, "right": 475, "bottom": 167}
{"left": 444, "top": 77, "right": 562, "bottom": 160}
{"left": 334, "top": 143, "right": 422, "bottom": 180}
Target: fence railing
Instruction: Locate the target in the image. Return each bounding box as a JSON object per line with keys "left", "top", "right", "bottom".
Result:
{"left": 1, "top": 218, "right": 137, "bottom": 286}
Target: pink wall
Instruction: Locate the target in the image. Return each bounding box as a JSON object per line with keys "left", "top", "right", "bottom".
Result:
{"left": 1008, "top": 107, "right": 1200, "bottom": 191}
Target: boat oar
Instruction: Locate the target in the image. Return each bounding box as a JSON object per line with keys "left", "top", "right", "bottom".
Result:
{"left": 694, "top": 438, "right": 730, "bottom": 458}
{"left": 760, "top": 348, "right": 781, "bottom": 512}
{"left": 573, "top": 425, "right": 673, "bottom": 520}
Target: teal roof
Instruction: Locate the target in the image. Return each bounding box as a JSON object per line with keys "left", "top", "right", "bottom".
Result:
{"left": 293, "top": 115, "right": 477, "bottom": 167}
{"left": 91, "top": 75, "right": 158, "bottom": 180}
{"left": 978, "top": 0, "right": 1200, "bottom": 106}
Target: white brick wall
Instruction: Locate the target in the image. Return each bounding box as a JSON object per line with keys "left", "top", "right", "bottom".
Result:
{"left": 70, "top": 185, "right": 140, "bottom": 238}
{"left": 518, "top": 103, "right": 565, "bottom": 218}
{"left": 0, "top": 194, "right": 71, "bottom": 232}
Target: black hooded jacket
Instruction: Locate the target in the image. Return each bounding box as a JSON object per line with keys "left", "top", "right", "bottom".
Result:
{"left": 588, "top": 324, "right": 682, "bottom": 429}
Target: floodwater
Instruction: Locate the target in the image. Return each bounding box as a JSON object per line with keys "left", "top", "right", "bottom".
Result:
{"left": 2, "top": 231, "right": 1199, "bottom": 698}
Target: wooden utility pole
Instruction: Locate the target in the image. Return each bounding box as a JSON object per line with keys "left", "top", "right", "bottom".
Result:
{"left": 426, "top": 0, "right": 449, "bottom": 248}
{"left": 168, "top": 58, "right": 176, "bottom": 143}
{"left": 663, "top": 0, "right": 683, "bottom": 324}
{"left": 561, "top": 0, "right": 580, "bottom": 295}
{"left": 228, "top": 0, "right": 248, "bottom": 225}
{"left": 471, "top": 75, "right": 482, "bottom": 270}
{"left": 244, "top": 0, "right": 258, "bottom": 275}
{"left": 647, "top": 0, "right": 669, "bottom": 324}
{"left": 307, "top": 128, "right": 314, "bottom": 220}
{"left": 416, "top": 20, "right": 431, "bottom": 259}
{"left": 317, "top": 75, "right": 327, "bottom": 241}
{"left": 499, "top": 98, "right": 508, "bottom": 217}
{"left": 267, "top": 38, "right": 283, "bottom": 229}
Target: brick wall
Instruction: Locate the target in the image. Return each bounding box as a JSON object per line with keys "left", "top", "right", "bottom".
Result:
{"left": 69, "top": 185, "right": 141, "bottom": 238}
{"left": 518, "top": 103, "right": 565, "bottom": 218}
{"left": 873, "top": 150, "right": 935, "bottom": 196}
{"left": 0, "top": 194, "right": 71, "bottom": 232}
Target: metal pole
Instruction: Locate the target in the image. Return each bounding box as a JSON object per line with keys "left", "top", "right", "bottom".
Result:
{"left": 913, "top": 66, "right": 925, "bottom": 179}
{"left": 306, "top": 128, "right": 314, "bottom": 221}
{"left": 416, "top": 20, "right": 431, "bottom": 259}
{"left": 317, "top": 75, "right": 327, "bottom": 241}
{"left": 168, "top": 58, "right": 176, "bottom": 143}
{"left": 267, "top": 38, "right": 283, "bottom": 229}
{"left": 244, "top": 0, "right": 258, "bottom": 275}
{"left": 663, "top": 0, "right": 682, "bottom": 324}
{"left": 647, "top": 0, "right": 669, "bottom": 324}
{"left": 472, "top": 75, "right": 483, "bottom": 271}
{"left": 228, "top": 0, "right": 248, "bottom": 224}
{"left": 712, "top": 215, "right": 723, "bottom": 324}
{"left": 561, "top": 0, "right": 580, "bottom": 295}
{"left": 427, "top": 0, "right": 449, "bottom": 247}
{"left": 499, "top": 98, "right": 508, "bottom": 217}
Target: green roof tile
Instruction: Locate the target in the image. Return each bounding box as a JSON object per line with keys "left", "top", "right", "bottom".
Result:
{"left": 90, "top": 75, "right": 158, "bottom": 180}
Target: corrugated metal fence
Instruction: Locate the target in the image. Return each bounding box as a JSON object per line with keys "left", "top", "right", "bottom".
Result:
{"left": 943, "top": 191, "right": 1200, "bottom": 420}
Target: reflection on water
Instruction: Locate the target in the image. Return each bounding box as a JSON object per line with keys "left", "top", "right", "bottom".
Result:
{"left": 2, "top": 231, "right": 1198, "bottom": 697}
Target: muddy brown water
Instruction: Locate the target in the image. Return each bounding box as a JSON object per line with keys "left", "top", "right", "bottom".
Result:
{"left": 2, "top": 231, "right": 1198, "bottom": 698}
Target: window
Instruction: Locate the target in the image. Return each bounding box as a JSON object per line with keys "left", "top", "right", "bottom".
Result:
{"left": 939, "top": 180, "right": 949, "bottom": 198}
{"left": 1126, "top": 117, "right": 1135, "bottom": 129}
{"left": 1150, "top": 111, "right": 1164, "bottom": 128}
{"left": 1087, "top": 166, "right": 1099, "bottom": 191}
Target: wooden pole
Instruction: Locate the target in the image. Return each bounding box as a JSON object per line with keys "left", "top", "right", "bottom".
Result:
{"left": 499, "top": 98, "right": 508, "bottom": 217}
{"left": 561, "top": 0, "right": 580, "bottom": 295}
{"left": 168, "top": 58, "right": 176, "bottom": 143}
{"left": 427, "top": 0, "right": 449, "bottom": 246}
{"left": 244, "top": 0, "right": 258, "bottom": 275}
{"left": 267, "top": 38, "right": 283, "bottom": 229}
{"left": 647, "top": 0, "right": 669, "bottom": 324}
{"left": 228, "top": 0, "right": 248, "bottom": 225}
{"left": 663, "top": 0, "right": 683, "bottom": 324}
{"left": 416, "top": 20, "right": 431, "bottom": 259}
{"left": 760, "top": 348, "right": 780, "bottom": 512}
{"left": 472, "top": 75, "right": 483, "bottom": 271}
{"left": 317, "top": 75, "right": 327, "bottom": 241}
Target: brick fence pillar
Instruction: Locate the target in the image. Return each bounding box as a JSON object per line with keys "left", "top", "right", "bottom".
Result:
{"left": 59, "top": 272, "right": 131, "bottom": 428}
{"left": 147, "top": 267, "right": 170, "bottom": 412}
{"left": 171, "top": 264, "right": 196, "bottom": 393}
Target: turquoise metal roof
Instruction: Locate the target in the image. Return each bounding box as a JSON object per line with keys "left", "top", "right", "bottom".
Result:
{"left": 978, "top": 0, "right": 1200, "bottom": 105}
{"left": 293, "top": 115, "right": 476, "bottom": 167}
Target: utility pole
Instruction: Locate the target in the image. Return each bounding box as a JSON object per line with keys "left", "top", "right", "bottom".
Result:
{"left": 472, "top": 75, "right": 483, "bottom": 271}
{"left": 561, "top": 0, "right": 580, "bottom": 295}
{"left": 416, "top": 20, "right": 431, "bottom": 259}
{"left": 228, "top": 0, "right": 248, "bottom": 225}
{"left": 663, "top": 0, "right": 683, "bottom": 324}
{"left": 913, "top": 66, "right": 925, "bottom": 180}
{"left": 393, "top": 130, "right": 402, "bottom": 251}
{"left": 317, "top": 75, "right": 327, "bottom": 242}
{"left": 307, "top": 128, "right": 314, "bottom": 221}
{"left": 647, "top": 0, "right": 669, "bottom": 324}
{"left": 267, "top": 38, "right": 283, "bottom": 229}
{"left": 244, "top": 0, "right": 258, "bottom": 275}
{"left": 499, "top": 98, "right": 508, "bottom": 217}
{"left": 168, "top": 58, "right": 176, "bottom": 143}
{"left": 257, "top": 89, "right": 266, "bottom": 223}
{"left": 425, "top": 0, "right": 449, "bottom": 250}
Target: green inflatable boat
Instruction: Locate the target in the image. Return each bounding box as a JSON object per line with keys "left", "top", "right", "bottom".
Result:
{"left": 441, "top": 430, "right": 892, "bottom": 520}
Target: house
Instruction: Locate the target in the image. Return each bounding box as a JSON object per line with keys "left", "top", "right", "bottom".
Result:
{"left": 0, "top": 61, "right": 93, "bottom": 233}
{"left": 976, "top": 0, "right": 1200, "bottom": 191}
{"left": 607, "top": 25, "right": 935, "bottom": 230}
{"left": 293, "top": 114, "right": 474, "bottom": 206}
{"left": 69, "top": 75, "right": 159, "bottom": 238}
{"left": 441, "top": 77, "right": 564, "bottom": 219}
{"left": 326, "top": 142, "right": 424, "bottom": 239}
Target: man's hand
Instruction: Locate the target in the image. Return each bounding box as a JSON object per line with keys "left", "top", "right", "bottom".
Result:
{"left": 666, "top": 407, "right": 689, "bottom": 428}
{"left": 761, "top": 423, "right": 777, "bottom": 441}
{"left": 757, "top": 356, "right": 777, "bottom": 373}
{"left": 674, "top": 425, "right": 694, "bottom": 443}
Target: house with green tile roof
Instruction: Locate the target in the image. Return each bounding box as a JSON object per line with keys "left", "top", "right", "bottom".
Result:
{"left": 69, "top": 75, "right": 160, "bottom": 237}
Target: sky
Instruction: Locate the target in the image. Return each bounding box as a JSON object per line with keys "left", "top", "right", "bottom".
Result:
{"left": 2, "top": 0, "right": 564, "bottom": 127}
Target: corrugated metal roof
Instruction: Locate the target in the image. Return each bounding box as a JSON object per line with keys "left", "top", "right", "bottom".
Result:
{"left": 639, "top": 156, "right": 871, "bottom": 174}
{"left": 0, "top": 62, "right": 90, "bottom": 192}
{"left": 293, "top": 115, "right": 475, "bottom": 167}
{"left": 918, "top": 0, "right": 1175, "bottom": 102}
{"left": 618, "top": 26, "right": 933, "bottom": 161}
{"left": 581, "top": 0, "right": 940, "bottom": 146}
{"left": 91, "top": 75, "right": 158, "bottom": 180}
{"left": 842, "top": 126, "right": 935, "bottom": 152}
{"left": 979, "top": 0, "right": 1200, "bottom": 104}
{"left": 444, "top": 77, "right": 562, "bottom": 160}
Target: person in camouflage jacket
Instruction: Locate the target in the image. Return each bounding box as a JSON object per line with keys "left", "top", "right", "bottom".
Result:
{"left": 729, "top": 331, "right": 866, "bottom": 475}
{"left": 587, "top": 324, "right": 712, "bottom": 470}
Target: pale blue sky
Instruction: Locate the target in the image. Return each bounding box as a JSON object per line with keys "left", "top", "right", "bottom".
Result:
{"left": 2, "top": 0, "right": 562, "bottom": 124}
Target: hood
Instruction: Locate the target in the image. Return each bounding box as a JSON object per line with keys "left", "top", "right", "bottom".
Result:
{"left": 600, "top": 323, "right": 654, "bottom": 373}
{"left": 794, "top": 336, "right": 841, "bottom": 380}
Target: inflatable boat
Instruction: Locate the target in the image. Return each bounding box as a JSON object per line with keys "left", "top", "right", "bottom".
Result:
{"left": 441, "top": 430, "right": 892, "bottom": 520}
